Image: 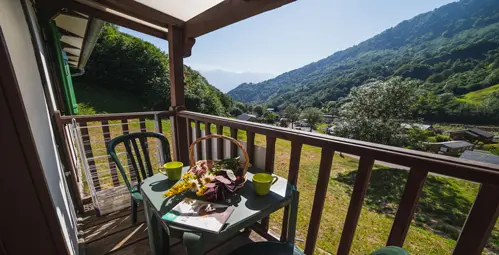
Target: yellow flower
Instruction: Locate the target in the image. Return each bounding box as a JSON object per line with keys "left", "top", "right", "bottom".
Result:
{"left": 196, "top": 186, "right": 208, "bottom": 196}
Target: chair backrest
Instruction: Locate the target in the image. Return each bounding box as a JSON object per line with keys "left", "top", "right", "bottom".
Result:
{"left": 107, "top": 132, "right": 171, "bottom": 193}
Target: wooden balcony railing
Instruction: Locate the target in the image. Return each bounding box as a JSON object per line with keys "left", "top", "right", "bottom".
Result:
{"left": 57, "top": 109, "right": 499, "bottom": 255}
{"left": 176, "top": 110, "right": 499, "bottom": 255}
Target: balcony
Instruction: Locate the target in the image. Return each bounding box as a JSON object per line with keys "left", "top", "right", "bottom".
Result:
{"left": 57, "top": 109, "right": 499, "bottom": 255}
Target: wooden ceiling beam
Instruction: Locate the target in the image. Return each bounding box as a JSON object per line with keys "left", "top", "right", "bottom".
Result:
{"left": 185, "top": 0, "right": 295, "bottom": 38}
{"left": 100, "top": 0, "right": 184, "bottom": 28}
{"left": 67, "top": 0, "right": 168, "bottom": 40}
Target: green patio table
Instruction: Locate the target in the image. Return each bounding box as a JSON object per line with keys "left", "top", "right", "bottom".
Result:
{"left": 140, "top": 166, "right": 294, "bottom": 255}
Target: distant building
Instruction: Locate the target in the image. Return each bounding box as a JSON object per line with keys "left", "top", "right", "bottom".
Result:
{"left": 429, "top": 141, "right": 474, "bottom": 156}
{"left": 266, "top": 108, "right": 275, "bottom": 112}
{"left": 401, "top": 123, "right": 433, "bottom": 131}
{"left": 323, "top": 114, "right": 333, "bottom": 124}
{"left": 237, "top": 113, "right": 257, "bottom": 122}
{"left": 449, "top": 128, "right": 494, "bottom": 143}
{"left": 459, "top": 150, "right": 499, "bottom": 165}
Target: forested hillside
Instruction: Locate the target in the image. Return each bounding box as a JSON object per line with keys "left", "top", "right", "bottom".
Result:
{"left": 74, "top": 24, "right": 234, "bottom": 116}
{"left": 228, "top": 0, "right": 499, "bottom": 124}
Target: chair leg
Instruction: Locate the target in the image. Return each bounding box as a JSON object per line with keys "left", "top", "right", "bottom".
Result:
{"left": 131, "top": 199, "right": 138, "bottom": 225}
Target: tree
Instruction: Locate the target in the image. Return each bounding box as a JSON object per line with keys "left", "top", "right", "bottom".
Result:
{"left": 284, "top": 104, "right": 300, "bottom": 128}
{"left": 230, "top": 107, "right": 243, "bottom": 117}
{"left": 263, "top": 111, "right": 278, "bottom": 124}
{"left": 254, "top": 105, "right": 265, "bottom": 116}
{"left": 247, "top": 104, "right": 254, "bottom": 113}
{"left": 301, "top": 107, "right": 323, "bottom": 131}
{"left": 234, "top": 102, "right": 247, "bottom": 113}
{"left": 334, "top": 77, "right": 419, "bottom": 146}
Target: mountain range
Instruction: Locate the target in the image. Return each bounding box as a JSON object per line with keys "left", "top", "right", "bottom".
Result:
{"left": 228, "top": 0, "right": 499, "bottom": 109}
{"left": 199, "top": 70, "right": 274, "bottom": 93}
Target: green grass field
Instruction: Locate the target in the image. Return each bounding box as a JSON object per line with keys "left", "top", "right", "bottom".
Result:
{"left": 74, "top": 82, "right": 145, "bottom": 114}
{"left": 456, "top": 83, "right": 499, "bottom": 105}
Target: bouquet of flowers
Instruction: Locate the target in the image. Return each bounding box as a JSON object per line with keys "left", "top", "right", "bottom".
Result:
{"left": 164, "top": 134, "right": 249, "bottom": 201}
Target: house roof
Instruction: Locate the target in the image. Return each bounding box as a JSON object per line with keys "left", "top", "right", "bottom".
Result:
{"left": 54, "top": 12, "right": 104, "bottom": 71}
{"left": 237, "top": 113, "right": 256, "bottom": 121}
{"left": 401, "top": 123, "right": 432, "bottom": 130}
{"left": 468, "top": 128, "right": 494, "bottom": 138}
{"left": 460, "top": 150, "right": 499, "bottom": 165}
{"left": 437, "top": 140, "right": 474, "bottom": 149}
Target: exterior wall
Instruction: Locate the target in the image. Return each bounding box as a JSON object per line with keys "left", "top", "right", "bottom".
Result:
{"left": 0, "top": 0, "right": 78, "bottom": 254}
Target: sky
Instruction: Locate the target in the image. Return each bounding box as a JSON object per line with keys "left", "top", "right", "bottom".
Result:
{"left": 120, "top": 0, "right": 456, "bottom": 75}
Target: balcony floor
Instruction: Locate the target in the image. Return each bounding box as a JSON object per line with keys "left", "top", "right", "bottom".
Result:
{"left": 78, "top": 206, "right": 266, "bottom": 255}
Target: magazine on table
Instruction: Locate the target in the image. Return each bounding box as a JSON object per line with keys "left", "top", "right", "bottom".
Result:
{"left": 161, "top": 198, "right": 234, "bottom": 233}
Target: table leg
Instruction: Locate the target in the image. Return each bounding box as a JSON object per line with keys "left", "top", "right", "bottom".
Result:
{"left": 183, "top": 232, "right": 204, "bottom": 255}
{"left": 144, "top": 198, "right": 161, "bottom": 255}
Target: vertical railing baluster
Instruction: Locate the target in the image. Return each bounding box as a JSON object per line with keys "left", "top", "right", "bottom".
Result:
{"left": 230, "top": 128, "right": 238, "bottom": 158}
{"left": 216, "top": 124, "right": 224, "bottom": 159}
{"left": 80, "top": 121, "right": 101, "bottom": 191}
{"left": 261, "top": 136, "right": 277, "bottom": 230}
{"left": 387, "top": 167, "right": 428, "bottom": 247}
{"left": 101, "top": 120, "right": 120, "bottom": 187}
{"left": 154, "top": 114, "right": 165, "bottom": 164}
{"left": 195, "top": 120, "right": 202, "bottom": 160}
{"left": 304, "top": 147, "right": 334, "bottom": 255}
{"left": 121, "top": 119, "right": 136, "bottom": 182}
{"left": 139, "top": 117, "right": 147, "bottom": 132}
{"left": 281, "top": 141, "right": 302, "bottom": 241}
{"left": 453, "top": 184, "right": 499, "bottom": 255}
{"left": 205, "top": 122, "right": 212, "bottom": 160}
{"left": 337, "top": 156, "right": 375, "bottom": 255}
{"left": 247, "top": 131, "right": 255, "bottom": 165}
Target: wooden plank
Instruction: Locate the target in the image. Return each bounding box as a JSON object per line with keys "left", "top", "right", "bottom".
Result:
{"left": 387, "top": 167, "right": 428, "bottom": 247}
{"left": 230, "top": 128, "right": 238, "bottom": 158}
{"left": 281, "top": 141, "right": 302, "bottom": 241}
{"left": 59, "top": 110, "right": 171, "bottom": 124}
{"left": 83, "top": 211, "right": 147, "bottom": 243}
{"left": 168, "top": 25, "right": 185, "bottom": 106}
{"left": 176, "top": 111, "right": 499, "bottom": 186}
{"left": 80, "top": 121, "right": 101, "bottom": 191}
{"left": 80, "top": 207, "right": 144, "bottom": 230}
{"left": 195, "top": 120, "right": 202, "bottom": 160}
{"left": 85, "top": 222, "right": 149, "bottom": 255}
{"left": 265, "top": 136, "right": 276, "bottom": 173}
{"left": 337, "top": 156, "right": 375, "bottom": 255}
{"left": 453, "top": 184, "right": 499, "bottom": 255}
{"left": 216, "top": 124, "right": 224, "bottom": 159}
{"left": 139, "top": 117, "right": 147, "bottom": 132}
{"left": 121, "top": 119, "right": 136, "bottom": 182}
{"left": 99, "top": 0, "right": 183, "bottom": 27}
{"left": 205, "top": 122, "right": 212, "bottom": 160}
{"left": 246, "top": 131, "right": 255, "bottom": 165}
{"left": 102, "top": 120, "right": 120, "bottom": 187}
{"left": 304, "top": 147, "right": 334, "bottom": 255}
{"left": 185, "top": 0, "right": 295, "bottom": 38}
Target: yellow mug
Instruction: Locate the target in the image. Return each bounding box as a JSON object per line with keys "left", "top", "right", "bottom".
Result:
{"left": 252, "top": 173, "right": 278, "bottom": 196}
{"left": 159, "top": 161, "right": 183, "bottom": 181}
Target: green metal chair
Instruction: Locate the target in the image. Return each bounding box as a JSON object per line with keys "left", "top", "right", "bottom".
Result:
{"left": 107, "top": 132, "right": 171, "bottom": 224}
{"left": 229, "top": 186, "right": 304, "bottom": 255}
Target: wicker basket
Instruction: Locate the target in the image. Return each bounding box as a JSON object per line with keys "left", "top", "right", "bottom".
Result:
{"left": 188, "top": 134, "right": 250, "bottom": 189}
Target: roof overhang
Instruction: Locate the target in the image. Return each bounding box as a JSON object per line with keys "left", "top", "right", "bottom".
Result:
{"left": 62, "top": 0, "right": 295, "bottom": 56}
{"left": 54, "top": 11, "right": 104, "bottom": 72}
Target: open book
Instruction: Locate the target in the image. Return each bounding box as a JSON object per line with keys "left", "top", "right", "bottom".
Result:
{"left": 162, "top": 198, "right": 234, "bottom": 233}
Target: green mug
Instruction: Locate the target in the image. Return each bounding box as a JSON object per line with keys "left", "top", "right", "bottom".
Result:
{"left": 159, "top": 161, "right": 183, "bottom": 181}
{"left": 252, "top": 173, "right": 278, "bottom": 196}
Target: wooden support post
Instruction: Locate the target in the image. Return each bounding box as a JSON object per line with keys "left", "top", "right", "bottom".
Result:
{"left": 387, "top": 167, "right": 428, "bottom": 247}
{"left": 139, "top": 117, "right": 147, "bottom": 132}
{"left": 304, "top": 147, "right": 334, "bottom": 255}
{"left": 195, "top": 120, "right": 202, "bottom": 160}
{"left": 168, "top": 25, "right": 189, "bottom": 165}
{"left": 216, "top": 125, "right": 224, "bottom": 159}
{"left": 261, "top": 135, "right": 276, "bottom": 230}
{"left": 337, "top": 156, "right": 375, "bottom": 255}
{"left": 247, "top": 131, "right": 255, "bottom": 165}
{"left": 453, "top": 184, "right": 499, "bottom": 255}
{"left": 230, "top": 128, "right": 238, "bottom": 158}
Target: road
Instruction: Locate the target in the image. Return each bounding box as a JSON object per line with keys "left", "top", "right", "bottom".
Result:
{"left": 336, "top": 152, "right": 410, "bottom": 170}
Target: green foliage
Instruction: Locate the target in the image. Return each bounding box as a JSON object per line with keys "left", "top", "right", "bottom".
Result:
{"left": 283, "top": 104, "right": 300, "bottom": 127}
{"left": 334, "top": 78, "right": 419, "bottom": 146}
{"left": 263, "top": 111, "right": 278, "bottom": 124}
{"left": 436, "top": 134, "right": 451, "bottom": 142}
{"left": 253, "top": 105, "right": 264, "bottom": 116}
{"left": 228, "top": 0, "right": 499, "bottom": 124}
{"left": 301, "top": 107, "right": 323, "bottom": 131}
{"left": 75, "top": 24, "right": 233, "bottom": 115}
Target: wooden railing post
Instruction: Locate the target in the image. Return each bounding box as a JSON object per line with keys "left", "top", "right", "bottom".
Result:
{"left": 246, "top": 131, "right": 255, "bottom": 165}
{"left": 387, "top": 166, "right": 428, "bottom": 247}
{"left": 304, "top": 147, "right": 334, "bottom": 255}
{"left": 101, "top": 120, "right": 120, "bottom": 187}
{"left": 205, "top": 122, "right": 212, "bottom": 160}
{"left": 80, "top": 121, "right": 101, "bottom": 192}
{"left": 216, "top": 125, "right": 224, "bottom": 159}
{"left": 453, "top": 184, "right": 499, "bottom": 255}
{"left": 230, "top": 128, "right": 238, "bottom": 158}
{"left": 337, "top": 156, "right": 375, "bottom": 255}
{"left": 281, "top": 141, "right": 302, "bottom": 241}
